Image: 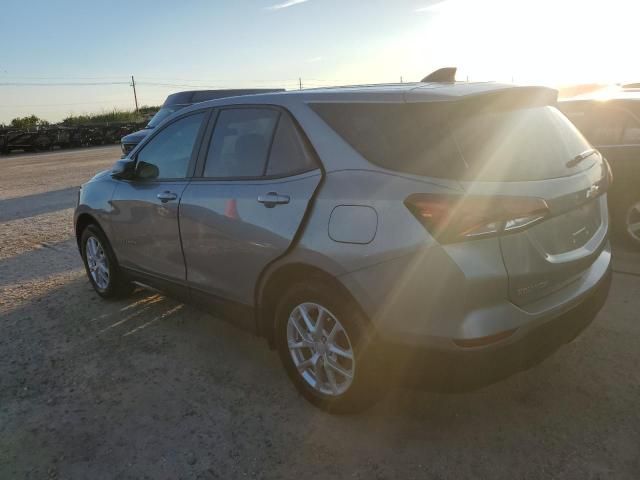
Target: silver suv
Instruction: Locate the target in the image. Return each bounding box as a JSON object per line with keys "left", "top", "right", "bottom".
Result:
{"left": 75, "top": 82, "right": 613, "bottom": 412}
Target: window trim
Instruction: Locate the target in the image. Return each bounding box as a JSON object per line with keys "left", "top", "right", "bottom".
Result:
{"left": 129, "top": 108, "right": 213, "bottom": 183}
{"left": 194, "top": 104, "right": 320, "bottom": 181}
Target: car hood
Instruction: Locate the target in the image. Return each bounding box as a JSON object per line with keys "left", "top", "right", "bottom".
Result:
{"left": 121, "top": 128, "right": 151, "bottom": 145}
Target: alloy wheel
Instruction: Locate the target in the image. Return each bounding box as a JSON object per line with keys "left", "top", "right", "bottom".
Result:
{"left": 86, "top": 236, "right": 110, "bottom": 290}
{"left": 286, "top": 302, "right": 355, "bottom": 396}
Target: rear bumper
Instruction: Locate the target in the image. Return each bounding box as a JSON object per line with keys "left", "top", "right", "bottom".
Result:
{"left": 374, "top": 264, "right": 612, "bottom": 392}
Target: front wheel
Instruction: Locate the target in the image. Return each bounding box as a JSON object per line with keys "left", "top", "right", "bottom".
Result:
{"left": 80, "top": 224, "right": 134, "bottom": 299}
{"left": 275, "top": 280, "right": 381, "bottom": 413}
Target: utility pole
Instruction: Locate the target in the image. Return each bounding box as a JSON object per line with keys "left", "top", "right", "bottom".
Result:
{"left": 131, "top": 75, "right": 139, "bottom": 113}
{"left": 299, "top": 77, "right": 303, "bottom": 90}
{"left": 400, "top": 76, "right": 403, "bottom": 83}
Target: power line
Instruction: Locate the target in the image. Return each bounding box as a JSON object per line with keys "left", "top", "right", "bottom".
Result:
{"left": 136, "top": 76, "right": 298, "bottom": 84}
{"left": 0, "top": 75, "right": 131, "bottom": 80}
{"left": 137, "top": 81, "right": 295, "bottom": 89}
{"left": 0, "top": 81, "right": 129, "bottom": 86}
{"left": 0, "top": 99, "right": 135, "bottom": 108}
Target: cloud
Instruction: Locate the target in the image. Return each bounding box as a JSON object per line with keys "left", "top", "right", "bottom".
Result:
{"left": 266, "top": 0, "right": 309, "bottom": 10}
{"left": 306, "top": 56, "right": 324, "bottom": 63}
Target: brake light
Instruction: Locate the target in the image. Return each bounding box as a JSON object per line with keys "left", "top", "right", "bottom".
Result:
{"left": 404, "top": 194, "right": 549, "bottom": 243}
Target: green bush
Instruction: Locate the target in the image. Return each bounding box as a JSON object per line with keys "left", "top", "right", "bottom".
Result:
{"left": 10, "top": 115, "right": 50, "bottom": 129}
{"left": 61, "top": 106, "right": 159, "bottom": 126}
{"left": 5, "top": 106, "right": 160, "bottom": 130}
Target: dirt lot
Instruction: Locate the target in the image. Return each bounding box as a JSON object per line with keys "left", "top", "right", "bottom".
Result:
{"left": 1, "top": 146, "right": 639, "bottom": 479}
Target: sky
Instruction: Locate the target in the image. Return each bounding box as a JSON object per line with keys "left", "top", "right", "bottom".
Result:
{"left": 1, "top": 0, "right": 639, "bottom": 124}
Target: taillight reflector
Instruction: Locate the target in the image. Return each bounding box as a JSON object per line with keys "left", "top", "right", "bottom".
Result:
{"left": 404, "top": 194, "right": 549, "bottom": 243}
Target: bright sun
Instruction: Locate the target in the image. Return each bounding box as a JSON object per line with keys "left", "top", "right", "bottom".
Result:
{"left": 334, "top": 0, "right": 640, "bottom": 87}
{"left": 419, "top": 0, "right": 640, "bottom": 85}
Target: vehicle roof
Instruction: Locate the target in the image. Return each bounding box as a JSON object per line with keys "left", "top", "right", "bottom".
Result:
{"left": 560, "top": 89, "right": 640, "bottom": 104}
{"left": 163, "top": 89, "right": 286, "bottom": 106}
{"left": 188, "top": 82, "right": 557, "bottom": 108}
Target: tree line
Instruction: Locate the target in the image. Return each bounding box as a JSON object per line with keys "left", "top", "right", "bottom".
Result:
{"left": 1, "top": 106, "right": 160, "bottom": 129}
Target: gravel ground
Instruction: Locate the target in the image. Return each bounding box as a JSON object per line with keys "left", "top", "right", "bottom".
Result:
{"left": 1, "top": 146, "right": 639, "bottom": 479}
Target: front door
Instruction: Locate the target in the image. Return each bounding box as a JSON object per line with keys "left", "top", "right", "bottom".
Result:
{"left": 109, "top": 110, "right": 208, "bottom": 284}
{"left": 179, "top": 107, "right": 322, "bottom": 308}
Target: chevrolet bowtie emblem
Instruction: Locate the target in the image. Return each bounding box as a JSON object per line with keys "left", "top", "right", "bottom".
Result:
{"left": 586, "top": 184, "right": 600, "bottom": 199}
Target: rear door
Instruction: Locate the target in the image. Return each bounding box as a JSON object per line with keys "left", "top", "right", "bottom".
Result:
{"left": 109, "top": 110, "right": 208, "bottom": 285}
{"left": 179, "top": 106, "right": 322, "bottom": 308}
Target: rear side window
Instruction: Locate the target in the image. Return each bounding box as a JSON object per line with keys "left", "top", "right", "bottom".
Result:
{"left": 266, "top": 114, "right": 317, "bottom": 176}
{"left": 204, "top": 108, "right": 279, "bottom": 178}
{"left": 310, "top": 103, "right": 462, "bottom": 179}
{"left": 310, "top": 102, "right": 594, "bottom": 182}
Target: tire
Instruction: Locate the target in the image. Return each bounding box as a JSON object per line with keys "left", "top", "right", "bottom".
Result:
{"left": 80, "top": 224, "right": 134, "bottom": 299}
{"left": 614, "top": 196, "right": 640, "bottom": 250}
{"left": 274, "top": 278, "right": 382, "bottom": 413}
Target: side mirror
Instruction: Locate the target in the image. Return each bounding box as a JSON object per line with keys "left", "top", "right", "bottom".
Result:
{"left": 136, "top": 161, "right": 159, "bottom": 180}
{"left": 111, "top": 159, "right": 136, "bottom": 180}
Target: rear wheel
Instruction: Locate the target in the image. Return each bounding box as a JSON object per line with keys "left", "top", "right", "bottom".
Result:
{"left": 80, "top": 224, "right": 134, "bottom": 299}
{"left": 274, "top": 279, "right": 381, "bottom": 413}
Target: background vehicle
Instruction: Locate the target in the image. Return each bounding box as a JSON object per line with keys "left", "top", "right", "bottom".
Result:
{"left": 560, "top": 90, "right": 640, "bottom": 248}
{"left": 120, "top": 89, "right": 285, "bottom": 154}
{"left": 76, "top": 81, "right": 612, "bottom": 412}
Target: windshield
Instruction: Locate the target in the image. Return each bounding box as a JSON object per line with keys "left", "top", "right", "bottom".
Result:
{"left": 146, "top": 105, "right": 187, "bottom": 128}
{"left": 310, "top": 103, "right": 595, "bottom": 182}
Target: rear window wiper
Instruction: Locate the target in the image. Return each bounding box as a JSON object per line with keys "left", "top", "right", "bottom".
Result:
{"left": 566, "top": 149, "right": 598, "bottom": 168}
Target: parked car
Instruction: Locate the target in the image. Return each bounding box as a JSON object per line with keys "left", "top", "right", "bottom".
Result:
{"left": 560, "top": 91, "right": 640, "bottom": 248}
{"left": 76, "top": 82, "right": 612, "bottom": 412}
{"left": 120, "top": 89, "right": 284, "bottom": 155}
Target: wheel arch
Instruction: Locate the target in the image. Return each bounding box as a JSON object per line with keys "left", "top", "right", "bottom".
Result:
{"left": 256, "top": 261, "right": 363, "bottom": 348}
{"left": 75, "top": 212, "right": 106, "bottom": 250}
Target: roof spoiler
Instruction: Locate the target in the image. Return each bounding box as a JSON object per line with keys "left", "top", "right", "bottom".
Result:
{"left": 421, "top": 67, "right": 457, "bottom": 83}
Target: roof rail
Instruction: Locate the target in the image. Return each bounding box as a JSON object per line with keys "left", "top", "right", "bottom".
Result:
{"left": 421, "top": 67, "right": 457, "bottom": 83}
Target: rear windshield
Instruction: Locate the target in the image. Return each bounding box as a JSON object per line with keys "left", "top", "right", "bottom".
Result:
{"left": 310, "top": 103, "right": 595, "bottom": 181}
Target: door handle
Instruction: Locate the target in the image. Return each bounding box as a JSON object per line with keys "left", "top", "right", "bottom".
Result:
{"left": 157, "top": 191, "right": 178, "bottom": 203}
{"left": 257, "top": 192, "right": 290, "bottom": 208}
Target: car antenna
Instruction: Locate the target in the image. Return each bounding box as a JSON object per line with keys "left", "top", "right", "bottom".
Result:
{"left": 421, "top": 67, "right": 457, "bottom": 83}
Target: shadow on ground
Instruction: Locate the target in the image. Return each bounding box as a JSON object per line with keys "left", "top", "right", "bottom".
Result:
{"left": 0, "top": 187, "right": 80, "bottom": 222}
{"left": 1, "top": 270, "right": 639, "bottom": 479}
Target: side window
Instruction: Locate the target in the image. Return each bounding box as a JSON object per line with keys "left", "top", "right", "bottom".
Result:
{"left": 589, "top": 107, "right": 640, "bottom": 146}
{"left": 266, "top": 114, "right": 318, "bottom": 176}
{"left": 621, "top": 110, "right": 640, "bottom": 145}
{"left": 136, "top": 112, "right": 205, "bottom": 180}
{"left": 204, "top": 108, "right": 279, "bottom": 178}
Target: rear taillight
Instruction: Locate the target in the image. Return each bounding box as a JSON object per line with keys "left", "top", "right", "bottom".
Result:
{"left": 404, "top": 194, "right": 549, "bottom": 243}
